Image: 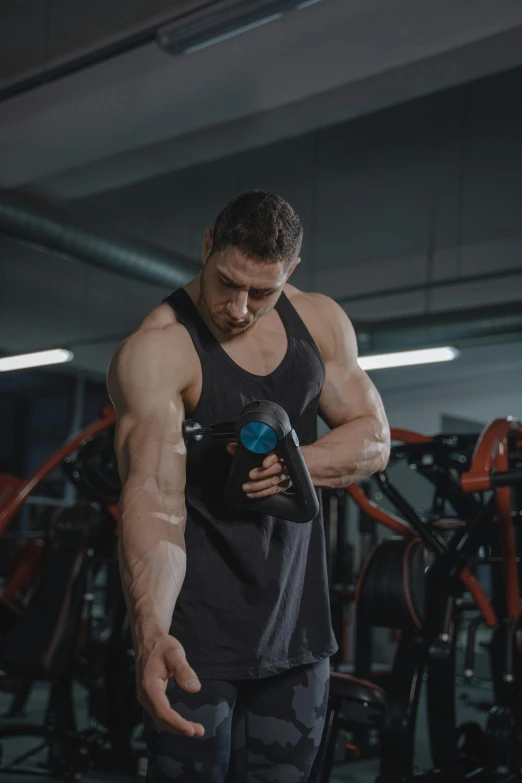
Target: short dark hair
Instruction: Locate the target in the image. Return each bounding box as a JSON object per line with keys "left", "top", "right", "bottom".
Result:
{"left": 211, "top": 190, "right": 303, "bottom": 264}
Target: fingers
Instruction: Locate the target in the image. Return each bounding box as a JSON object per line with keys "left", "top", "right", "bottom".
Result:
{"left": 244, "top": 478, "right": 293, "bottom": 499}
{"left": 226, "top": 445, "right": 291, "bottom": 498}
{"left": 261, "top": 453, "right": 280, "bottom": 469}
{"left": 243, "top": 462, "right": 293, "bottom": 498}
{"left": 163, "top": 645, "right": 201, "bottom": 694}
{"left": 138, "top": 641, "right": 205, "bottom": 737}
{"left": 139, "top": 680, "right": 205, "bottom": 737}
{"left": 244, "top": 471, "right": 290, "bottom": 495}
{"left": 249, "top": 458, "right": 284, "bottom": 481}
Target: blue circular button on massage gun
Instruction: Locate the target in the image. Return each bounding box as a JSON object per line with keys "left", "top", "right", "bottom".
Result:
{"left": 183, "top": 401, "right": 318, "bottom": 522}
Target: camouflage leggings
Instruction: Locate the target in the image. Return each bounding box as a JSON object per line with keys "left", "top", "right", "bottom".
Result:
{"left": 144, "top": 657, "right": 330, "bottom": 782}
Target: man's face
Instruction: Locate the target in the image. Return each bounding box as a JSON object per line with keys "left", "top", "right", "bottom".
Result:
{"left": 200, "top": 240, "right": 298, "bottom": 336}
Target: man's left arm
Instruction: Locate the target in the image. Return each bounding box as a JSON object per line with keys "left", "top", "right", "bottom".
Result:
{"left": 239, "top": 297, "right": 390, "bottom": 497}
{"left": 302, "top": 299, "right": 390, "bottom": 488}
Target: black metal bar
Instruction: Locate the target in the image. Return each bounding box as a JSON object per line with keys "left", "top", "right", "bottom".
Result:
{"left": 417, "top": 465, "right": 481, "bottom": 520}
{"left": 6, "top": 680, "right": 33, "bottom": 718}
{"left": 377, "top": 633, "right": 427, "bottom": 783}
{"left": 426, "top": 596, "right": 460, "bottom": 770}
{"left": 309, "top": 702, "right": 338, "bottom": 783}
{"left": 0, "top": 739, "right": 48, "bottom": 772}
{"left": 423, "top": 496, "right": 497, "bottom": 588}
{"left": 354, "top": 620, "right": 373, "bottom": 683}
{"left": 489, "top": 522, "right": 508, "bottom": 708}
{"left": 322, "top": 490, "right": 333, "bottom": 586}
{"left": 464, "top": 614, "right": 484, "bottom": 678}
{"left": 358, "top": 480, "right": 378, "bottom": 559}
{"left": 373, "top": 472, "right": 447, "bottom": 554}
{"left": 447, "top": 497, "right": 498, "bottom": 578}
{"left": 333, "top": 490, "right": 347, "bottom": 585}
{"left": 490, "top": 470, "right": 522, "bottom": 489}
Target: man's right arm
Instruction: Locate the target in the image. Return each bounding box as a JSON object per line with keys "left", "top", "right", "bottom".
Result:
{"left": 107, "top": 324, "right": 204, "bottom": 737}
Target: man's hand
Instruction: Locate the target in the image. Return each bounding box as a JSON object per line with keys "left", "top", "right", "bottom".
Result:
{"left": 136, "top": 632, "right": 205, "bottom": 737}
{"left": 226, "top": 443, "right": 293, "bottom": 498}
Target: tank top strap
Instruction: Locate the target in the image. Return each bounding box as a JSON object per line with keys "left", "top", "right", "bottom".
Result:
{"left": 163, "top": 288, "right": 217, "bottom": 355}
{"left": 276, "top": 291, "right": 325, "bottom": 369}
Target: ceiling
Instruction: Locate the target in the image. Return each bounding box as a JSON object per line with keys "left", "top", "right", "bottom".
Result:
{"left": 2, "top": 0, "right": 522, "bottom": 199}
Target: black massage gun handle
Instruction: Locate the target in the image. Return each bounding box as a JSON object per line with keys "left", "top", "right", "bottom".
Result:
{"left": 223, "top": 429, "right": 319, "bottom": 523}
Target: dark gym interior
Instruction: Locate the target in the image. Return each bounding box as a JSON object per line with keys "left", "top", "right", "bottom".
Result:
{"left": 1, "top": 2, "right": 522, "bottom": 781}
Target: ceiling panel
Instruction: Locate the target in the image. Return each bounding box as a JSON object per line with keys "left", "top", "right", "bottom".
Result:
{"left": 0, "top": 1, "right": 48, "bottom": 88}
{"left": 0, "top": 0, "right": 213, "bottom": 91}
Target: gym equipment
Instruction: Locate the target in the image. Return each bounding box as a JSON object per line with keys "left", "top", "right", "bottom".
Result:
{"left": 0, "top": 501, "right": 142, "bottom": 779}
{"left": 0, "top": 504, "right": 104, "bottom": 779}
{"left": 310, "top": 673, "right": 386, "bottom": 783}
{"left": 0, "top": 531, "right": 45, "bottom": 636}
{"left": 63, "top": 430, "right": 120, "bottom": 506}
{"left": 0, "top": 405, "right": 117, "bottom": 537}
{"left": 348, "top": 420, "right": 522, "bottom": 782}
{"left": 322, "top": 488, "right": 355, "bottom": 672}
{"left": 63, "top": 431, "right": 143, "bottom": 771}
{"left": 184, "top": 399, "right": 319, "bottom": 522}
{"left": 0, "top": 406, "right": 145, "bottom": 779}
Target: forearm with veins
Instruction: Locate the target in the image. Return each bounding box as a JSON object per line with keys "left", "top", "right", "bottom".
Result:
{"left": 118, "top": 481, "right": 187, "bottom": 649}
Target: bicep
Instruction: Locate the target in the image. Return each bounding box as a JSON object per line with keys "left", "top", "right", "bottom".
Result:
{"left": 319, "top": 360, "right": 386, "bottom": 431}
{"left": 107, "top": 330, "right": 189, "bottom": 494}
{"left": 316, "top": 301, "right": 387, "bottom": 431}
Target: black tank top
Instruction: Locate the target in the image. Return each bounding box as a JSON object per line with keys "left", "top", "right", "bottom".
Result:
{"left": 163, "top": 288, "right": 338, "bottom": 680}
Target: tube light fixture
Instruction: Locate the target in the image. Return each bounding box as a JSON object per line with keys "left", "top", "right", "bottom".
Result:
{"left": 183, "top": 12, "right": 284, "bottom": 54}
{"left": 0, "top": 349, "right": 74, "bottom": 372}
{"left": 358, "top": 346, "right": 460, "bottom": 372}
{"left": 157, "top": 0, "right": 323, "bottom": 56}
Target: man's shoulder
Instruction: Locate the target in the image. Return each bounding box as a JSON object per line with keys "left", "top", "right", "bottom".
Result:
{"left": 139, "top": 301, "right": 180, "bottom": 330}
{"left": 285, "top": 285, "right": 338, "bottom": 315}
{"left": 284, "top": 286, "right": 349, "bottom": 354}
{"left": 110, "top": 305, "right": 196, "bottom": 381}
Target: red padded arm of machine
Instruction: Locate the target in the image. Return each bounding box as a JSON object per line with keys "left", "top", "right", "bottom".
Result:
{"left": 461, "top": 418, "right": 522, "bottom": 493}
{"left": 0, "top": 405, "right": 116, "bottom": 535}
{"left": 461, "top": 418, "right": 522, "bottom": 621}
{"left": 346, "top": 428, "right": 497, "bottom": 628}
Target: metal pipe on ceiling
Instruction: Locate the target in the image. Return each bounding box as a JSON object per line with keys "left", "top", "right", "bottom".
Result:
{"left": 354, "top": 302, "right": 522, "bottom": 354}
{"left": 0, "top": 187, "right": 200, "bottom": 290}
{"left": 63, "top": 295, "right": 522, "bottom": 356}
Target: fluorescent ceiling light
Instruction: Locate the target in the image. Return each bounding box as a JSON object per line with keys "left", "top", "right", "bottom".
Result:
{"left": 158, "top": 0, "right": 322, "bottom": 56}
{"left": 358, "top": 346, "right": 460, "bottom": 372}
{"left": 184, "top": 13, "right": 283, "bottom": 54}
{"left": 0, "top": 349, "right": 74, "bottom": 372}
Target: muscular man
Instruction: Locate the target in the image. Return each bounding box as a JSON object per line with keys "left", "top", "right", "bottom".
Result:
{"left": 107, "top": 191, "right": 390, "bottom": 782}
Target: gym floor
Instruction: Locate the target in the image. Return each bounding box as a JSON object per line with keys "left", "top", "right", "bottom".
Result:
{"left": 0, "top": 678, "right": 490, "bottom": 783}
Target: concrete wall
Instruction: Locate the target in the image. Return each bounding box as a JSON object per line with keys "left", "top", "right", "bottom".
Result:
{"left": 80, "top": 65, "right": 522, "bottom": 325}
